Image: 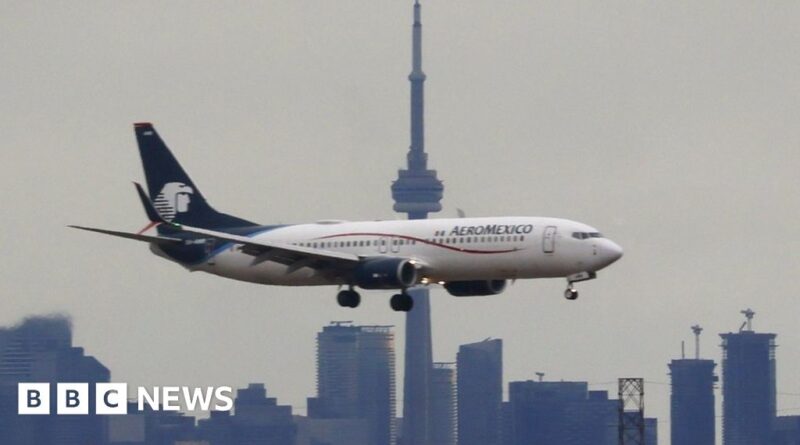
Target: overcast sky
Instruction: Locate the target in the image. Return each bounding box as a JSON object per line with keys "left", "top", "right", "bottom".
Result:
{"left": 2, "top": 1, "right": 799, "bottom": 443}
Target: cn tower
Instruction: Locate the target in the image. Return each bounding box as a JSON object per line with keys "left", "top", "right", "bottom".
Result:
{"left": 391, "top": 1, "right": 443, "bottom": 444}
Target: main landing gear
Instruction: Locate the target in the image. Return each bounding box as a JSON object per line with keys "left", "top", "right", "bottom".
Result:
{"left": 336, "top": 287, "right": 413, "bottom": 312}
{"left": 563, "top": 271, "right": 597, "bottom": 301}
{"left": 390, "top": 292, "right": 414, "bottom": 312}
{"left": 337, "top": 288, "right": 361, "bottom": 308}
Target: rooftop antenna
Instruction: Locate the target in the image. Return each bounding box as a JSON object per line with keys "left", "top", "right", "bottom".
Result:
{"left": 681, "top": 340, "right": 685, "bottom": 359}
{"left": 691, "top": 325, "right": 703, "bottom": 359}
{"left": 740, "top": 309, "right": 755, "bottom": 332}
{"left": 535, "top": 372, "right": 545, "bottom": 382}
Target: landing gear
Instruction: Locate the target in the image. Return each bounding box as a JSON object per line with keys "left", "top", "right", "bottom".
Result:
{"left": 337, "top": 289, "right": 361, "bottom": 308}
{"left": 564, "top": 286, "right": 579, "bottom": 300}
{"left": 390, "top": 292, "right": 414, "bottom": 312}
{"left": 563, "top": 271, "right": 596, "bottom": 301}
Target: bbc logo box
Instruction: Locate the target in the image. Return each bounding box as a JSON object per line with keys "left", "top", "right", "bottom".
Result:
{"left": 18, "top": 383, "right": 127, "bottom": 415}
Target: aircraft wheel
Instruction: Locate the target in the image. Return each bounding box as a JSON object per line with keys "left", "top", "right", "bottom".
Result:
{"left": 337, "top": 289, "right": 361, "bottom": 308}
{"left": 564, "top": 288, "right": 579, "bottom": 300}
{"left": 390, "top": 293, "right": 414, "bottom": 312}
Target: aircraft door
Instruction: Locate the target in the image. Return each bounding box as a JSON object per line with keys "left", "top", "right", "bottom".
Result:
{"left": 543, "top": 226, "right": 557, "bottom": 254}
{"left": 378, "top": 237, "right": 389, "bottom": 254}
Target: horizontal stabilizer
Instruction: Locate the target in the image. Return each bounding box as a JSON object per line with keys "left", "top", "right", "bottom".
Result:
{"left": 68, "top": 225, "right": 182, "bottom": 244}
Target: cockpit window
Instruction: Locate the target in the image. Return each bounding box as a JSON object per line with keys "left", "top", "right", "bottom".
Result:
{"left": 572, "top": 232, "right": 603, "bottom": 240}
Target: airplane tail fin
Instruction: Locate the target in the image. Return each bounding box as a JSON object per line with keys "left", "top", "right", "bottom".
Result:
{"left": 134, "top": 123, "right": 254, "bottom": 230}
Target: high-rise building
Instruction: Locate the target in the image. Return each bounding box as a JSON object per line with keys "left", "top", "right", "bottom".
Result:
{"left": 457, "top": 339, "right": 502, "bottom": 445}
{"left": 0, "top": 316, "right": 110, "bottom": 445}
{"left": 720, "top": 328, "right": 777, "bottom": 445}
{"left": 430, "top": 362, "right": 457, "bottom": 445}
{"left": 772, "top": 416, "right": 800, "bottom": 445}
{"left": 198, "top": 383, "right": 296, "bottom": 445}
{"left": 668, "top": 358, "right": 717, "bottom": 445}
{"left": 507, "top": 381, "right": 618, "bottom": 445}
{"left": 391, "top": 1, "right": 444, "bottom": 444}
{"left": 294, "top": 416, "right": 370, "bottom": 445}
{"left": 309, "top": 323, "right": 396, "bottom": 445}
{"left": 644, "top": 418, "right": 658, "bottom": 445}
{"left": 108, "top": 401, "right": 198, "bottom": 445}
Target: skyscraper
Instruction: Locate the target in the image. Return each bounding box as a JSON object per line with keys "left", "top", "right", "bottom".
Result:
{"left": 457, "top": 339, "right": 502, "bottom": 445}
{"left": 668, "top": 357, "right": 717, "bottom": 445}
{"left": 391, "top": 2, "right": 444, "bottom": 445}
{"left": 430, "top": 362, "right": 457, "bottom": 445}
{"left": 198, "top": 383, "right": 296, "bottom": 445}
{"left": 0, "top": 316, "right": 110, "bottom": 445}
{"left": 720, "top": 328, "right": 777, "bottom": 445}
{"left": 507, "top": 381, "right": 618, "bottom": 445}
{"left": 309, "top": 322, "right": 396, "bottom": 445}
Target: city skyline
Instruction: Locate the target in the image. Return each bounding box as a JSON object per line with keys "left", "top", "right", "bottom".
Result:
{"left": 4, "top": 310, "right": 800, "bottom": 445}
{"left": 2, "top": 2, "right": 799, "bottom": 445}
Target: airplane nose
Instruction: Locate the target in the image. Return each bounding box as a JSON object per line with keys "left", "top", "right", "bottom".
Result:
{"left": 596, "top": 239, "right": 623, "bottom": 268}
{"left": 607, "top": 240, "right": 623, "bottom": 263}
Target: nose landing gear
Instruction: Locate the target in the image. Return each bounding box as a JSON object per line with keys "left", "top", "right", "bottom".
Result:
{"left": 564, "top": 271, "right": 596, "bottom": 301}
{"left": 564, "top": 285, "right": 579, "bottom": 300}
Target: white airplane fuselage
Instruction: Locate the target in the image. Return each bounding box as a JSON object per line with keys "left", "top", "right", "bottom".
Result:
{"left": 172, "top": 216, "right": 622, "bottom": 287}
{"left": 72, "top": 123, "right": 623, "bottom": 311}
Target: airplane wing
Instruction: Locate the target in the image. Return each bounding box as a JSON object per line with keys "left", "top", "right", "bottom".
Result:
{"left": 175, "top": 224, "right": 361, "bottom": 269}
{"left": 68, "top": 225, "right": 183, "bottom": 244}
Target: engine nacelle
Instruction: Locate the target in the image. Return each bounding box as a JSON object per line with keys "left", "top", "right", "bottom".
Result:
{"left": 354, "top": 257, "right": 418, "bottom": 290}
{"left": 444, "top": 279, "right": 507, "bottom": 297}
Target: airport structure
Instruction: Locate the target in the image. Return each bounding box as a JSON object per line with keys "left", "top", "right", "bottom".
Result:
{"left": 308, "top": 322, "right": 397, "bottom": 445}
{"left": 390, "top": 1, "right": 443, "bottom": 445}
{"left": 720, "top": 310, "right": 777, "bottom": 445}
{"left": 668, "top": 326, "right": 717, "bottom": 445}
{"left": 457, "top": 339, "right": 503, "bottom": 445}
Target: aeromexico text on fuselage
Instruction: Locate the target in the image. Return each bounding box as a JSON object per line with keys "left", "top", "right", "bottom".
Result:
{"left": 69, "top": 122, "right": 624, "bottom": 312}
{"left": 447, "top": 224, "right": 533, "bottom": 237}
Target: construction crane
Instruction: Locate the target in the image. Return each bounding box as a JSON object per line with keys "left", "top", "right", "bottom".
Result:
{"left": 691, "top": 325, "right": 703, "bottom": 359}
{"left": 739, "top": 308, "right": 755, "bottom": 332}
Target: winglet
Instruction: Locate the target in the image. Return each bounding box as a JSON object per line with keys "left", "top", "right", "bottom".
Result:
{"left": 134, "top": 182, "right": 168, "bottom": 224}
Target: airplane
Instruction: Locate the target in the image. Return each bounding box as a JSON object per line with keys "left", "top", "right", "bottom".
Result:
{"left": 70, "top": 123, "right": 623, "bottom": 312}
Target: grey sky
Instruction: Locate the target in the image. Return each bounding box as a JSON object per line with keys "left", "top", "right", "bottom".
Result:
{"left": 2, "top": 1, "right": 799, "bottom": 442}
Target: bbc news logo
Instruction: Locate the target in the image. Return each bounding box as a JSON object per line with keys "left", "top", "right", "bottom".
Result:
{"left": 18, "top": 383, "right": 233, "bottom": 415}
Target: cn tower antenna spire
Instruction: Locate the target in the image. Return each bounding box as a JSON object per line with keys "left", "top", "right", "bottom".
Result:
{"left": 392, "top": 0, "right": 443, "bottom": 220}
{"left": 393, "top": 2, "right": 440, "bottom": 444}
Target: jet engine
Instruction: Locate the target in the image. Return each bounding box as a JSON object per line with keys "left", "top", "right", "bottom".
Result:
{"left": 444, "top": 279, "right": 507, "bottom": 297}
{"left": 354, "top": 257, "right": 418, "bottom": 289}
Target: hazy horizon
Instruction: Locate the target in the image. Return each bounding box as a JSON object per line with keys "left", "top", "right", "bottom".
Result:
{"left": 2, "top": 2, "right": 799, "bottom": 443}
